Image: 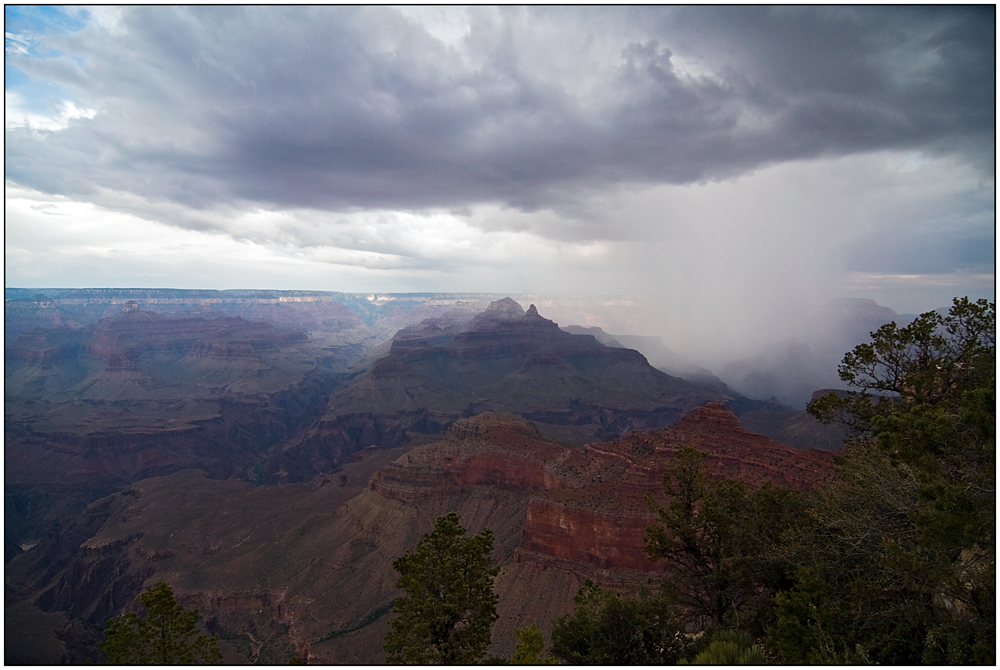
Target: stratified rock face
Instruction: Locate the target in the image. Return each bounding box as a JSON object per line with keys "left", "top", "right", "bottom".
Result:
{"left": 4, "top": 294, "right": 83, "bottom": 343}
{"left": 370, "top": 413, "right": 568, "bottom": 501}
{"left": 521, "top": 403, "right": 835, "bottom": 571}
{"left": 4, "top": 303, "right": 352, "bottom": 556}
{"left": 6, "top": 306, "right": 320, "bottom": 403}
{"left": 271, "top": 299, "right": 735, "bottom": 482}
{"left": 6, "top": 404, "right": 837, "bottom": 664}
{"left": 368, "top": 404, "right": 835, "bottom": 573}
{"left": 4, "top": 289, "right": 379, "bottom": 346}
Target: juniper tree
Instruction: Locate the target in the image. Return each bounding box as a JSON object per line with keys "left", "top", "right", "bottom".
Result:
{"left": 645, "top": 447, "right": 809, "bottom": 632}
{"left": 550, "top": 579, "right": 692, "bottom": 664}
{"left": 99, "top": 582, "right": 222, "bottom": 664}
{"left": 383, "top": 512, "right": 498, "bottom": 664}
{"left": 775, "top": 297, "right": 995, "bottom": 664}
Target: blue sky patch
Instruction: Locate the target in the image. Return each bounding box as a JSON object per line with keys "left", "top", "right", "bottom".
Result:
{"left": 5, "top": 6, "right": 91, "bottom": 114}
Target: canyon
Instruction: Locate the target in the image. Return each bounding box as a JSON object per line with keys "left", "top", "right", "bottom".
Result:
{"left": 5, "top": 289, "right": 848, "bottom": 663}
{"left": 263, "top": 298, "right": 753, "bottom": 483}
{"left": 6, "top": 408, "right": 834, "bottom": 663}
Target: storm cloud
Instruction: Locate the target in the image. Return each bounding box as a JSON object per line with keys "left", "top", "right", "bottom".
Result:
{"left": 7, "top": 7, "right": 993, "bottom": 217}
{"left": 4, "top": 6, "right": 995, "bottom": 358}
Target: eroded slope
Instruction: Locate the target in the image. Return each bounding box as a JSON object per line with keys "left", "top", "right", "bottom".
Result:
{"left": 7, "top": 406, "right": 835, "bottom": 663}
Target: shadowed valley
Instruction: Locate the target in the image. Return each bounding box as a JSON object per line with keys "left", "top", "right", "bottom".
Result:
{"left": 6, "top": 289, "right": 847, "bottom": 664}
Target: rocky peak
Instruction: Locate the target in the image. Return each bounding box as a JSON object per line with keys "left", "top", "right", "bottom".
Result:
{"left": 674, "top": 401, "right": 743, "bottom": 431}
{"left": 464, "top": 299, "right": 562, "bottom": 337}
{"left": 468, "top": 297, "right": 526, "bottom": 331}
{"left": 108, "top": 302, "right": 160, "bottom": 322}
{"left": 521, "top": 303, "right": 558, "bottom": 329}
{"left": 486, "top": 297, "right": 525, "bottom": 316}
{"left": 30, "top": 294, "right": 55, "bottom": 305}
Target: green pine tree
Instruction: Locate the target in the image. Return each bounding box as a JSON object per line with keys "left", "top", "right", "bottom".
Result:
{"left": 645, "top": 447, "right": 810, "bottom": 632}
{"left": 775, "top": 297, "right": 996, "bottom": 664}
{"left": 384, "top": 512, "right": 499, "bottom": 664}
{"left": 99, "top": 582, "right": 222, "bottom": 664}
{"left": 550, "top": 579, "right": 692, "bottom": 664}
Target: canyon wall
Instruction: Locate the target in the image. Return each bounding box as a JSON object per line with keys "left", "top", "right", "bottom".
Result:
{"left": 5, "top": 404, "right": 838, "bottom": 663}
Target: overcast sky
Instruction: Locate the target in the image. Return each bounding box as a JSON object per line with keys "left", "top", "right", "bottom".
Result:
{"left": 5, "top": 6, "right": 995, "bottom": 354}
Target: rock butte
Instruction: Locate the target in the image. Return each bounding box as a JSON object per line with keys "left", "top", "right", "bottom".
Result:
{"left": 5, "top": 290, "right": 846, "bottom": 663}
{"left": 374, "top": 404, "right": 835, "bottom": 573}
{"left": 6, "top": 404, "right": 836, "bottom": 663}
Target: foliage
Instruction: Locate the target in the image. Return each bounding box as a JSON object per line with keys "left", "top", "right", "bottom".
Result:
{"left": 368, "top": 297, "right": 991, "bottom": 665}
{"left": 681, "top": 629, "right": 767, "bottom": 665}
{"left": 550, "top": 579, "right": 692, "bottom": 664}
{"left": 383, "top": 512, "right": 499, "bottom": 664}
{"left": 99, "top": 582, "right": 222, "bottom": 664}
{"left": 645, "top": 446, "right": 810, "bottom": 632}
{"left": 770, "top": 440, "right": 931, "bottom": 663}
{"left": 774, "top": 297, "right": 995, "bottom": 664}
{"left": 510, "top": 623, "right": 557, "bottom": 664}
{"left": 807, "top": 296, "right": 994, "bottom": 433}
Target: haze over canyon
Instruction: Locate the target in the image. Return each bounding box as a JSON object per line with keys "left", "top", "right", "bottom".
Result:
{"left": 4, "top": 5, "right": 993, "bottom": 664}
{"left": 7, "top": 288, "right": 883, "bottom": 662}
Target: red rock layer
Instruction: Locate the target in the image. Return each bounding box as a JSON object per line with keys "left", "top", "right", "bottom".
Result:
{"left": 523, "top": 403, "right": 835, "bottom": 572}
{"left": 371, "top": 403, "right": 836, "bottom": 573}
{"left": 592, "top": 402, "right": 837, "bottom": 491}
{"left": 369, "top": 414, "right": 567, "bottom": 501}
{"left": 522, "top": 499, "right": 660, "bottom": 570}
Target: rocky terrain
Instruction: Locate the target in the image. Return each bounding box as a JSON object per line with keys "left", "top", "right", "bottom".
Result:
{"left": 263, "top": 299, "right": 747, "bottom": 483}
{"left": 5, "top": 288, "right": 851, "bottom": 664}
{"left": 5, "top": 299, "right": 353, "bottom": 560}
{"left": 4, "top": 289, "right": 375, "bottom": 347}
{"left": 5, "top": 408, "right": 835, "bottom": 664}
{"left": 4, "top": 289, "right": 644, "bottom": 347}
{"left": 5, "top": 291, "right": 495, "bottom": 557}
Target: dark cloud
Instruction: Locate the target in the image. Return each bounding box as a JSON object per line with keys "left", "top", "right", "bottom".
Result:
{"left": 842, "top": 189, "right": 995, "bottom": 275}
{"left": 5, "top": 6, "right": 994, "bottom": 220}
{"left": 845, "top": 227, "right": 995, "bottom": 275}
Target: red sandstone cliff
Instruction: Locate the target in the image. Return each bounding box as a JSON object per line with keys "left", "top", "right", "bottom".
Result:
{"left": 520, "top": 403, "right": 835, "bottom": 572}
{"left": 370, "top": 413, "right": 568, "bottom": 501}
{"left": 7, "top": 404, "right": 838, "bottom": 664}
{"left": 369, "top": 404, "right": 835, "bottom": 574}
